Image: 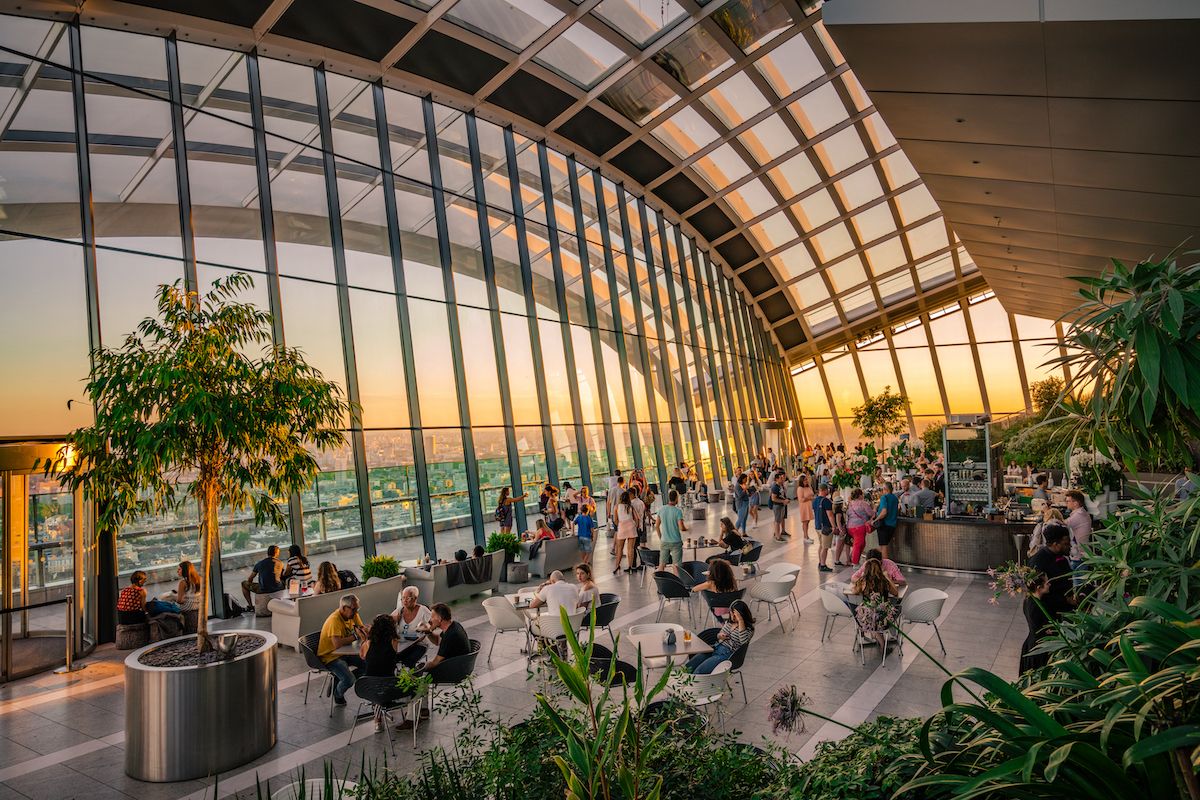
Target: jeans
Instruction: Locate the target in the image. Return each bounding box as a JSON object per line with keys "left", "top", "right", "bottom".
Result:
{"left": 848, "top": 525, "right": 869, "bottom": 564}
{"left": 1069, "top": 559, "right": 1086, "bottom": 588}
{"left": 327, "top": 654, "right": 365, "bottom": 701}
{"left": 735, "top": 501, "right": 749, "bottom": 533}
{"left": 686, "top": 642, "right": 733, "bottom": 674}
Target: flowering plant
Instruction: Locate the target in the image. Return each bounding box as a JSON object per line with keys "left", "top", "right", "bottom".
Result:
{"left": 1069, "top": 448, "right": 1123, "bottom": 497}
{"left": 885, "top": 441, "right": 917, "bottom": 475}
{"left": 985, "top": 561, "right": 1042, "bottom": 605}
{"left": 855, "top": 596, "right": 900, "bottom": 634}
{"left": 768, "top": 684, "right": 811, "bottom": 737}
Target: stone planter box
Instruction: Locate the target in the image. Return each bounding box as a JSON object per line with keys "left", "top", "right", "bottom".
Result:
{"left": 124, "top": 632, "right": 277, "bottom": 782}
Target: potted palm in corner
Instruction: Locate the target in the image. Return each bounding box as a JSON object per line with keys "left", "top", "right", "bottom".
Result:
{"left": 50, "top": 274, "right": 348, "bottom": 781}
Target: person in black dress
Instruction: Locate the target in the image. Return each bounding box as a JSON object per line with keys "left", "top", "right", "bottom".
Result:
{"left": 359, "top": 614, "right": 411, "bottom": 732}
{"left": 1019, "top": 573, "right": 1053, "bottom": 674}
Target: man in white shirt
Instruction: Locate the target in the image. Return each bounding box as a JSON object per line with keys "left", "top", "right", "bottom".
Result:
{"left": 530, "top": 570, "right": 580, "bottom": 616}
{"left": 1064, "top": 490, "right": 1093, "bottom": 586}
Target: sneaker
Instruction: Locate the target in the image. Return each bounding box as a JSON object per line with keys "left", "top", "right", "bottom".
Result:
{"left": 804, "top": 538, "right": 814, "bottom": 544}
{"left": 374, "top": 719, "right": 384, "bottom": 733}
{"left": 419, "top": 708, "right": 430, "bottom": 720}
{"left": 818, "top": 565, "right": 832, "bottom": 573}
{"left": 334, "top": 695, "right": 347, "bottom": 706}
{"left": 834, "top": 561, "right": 845, "bottom": 567}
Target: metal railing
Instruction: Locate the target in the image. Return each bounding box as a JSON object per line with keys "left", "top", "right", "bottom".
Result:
{"left": 0, "top": 594, "right": 83, "bottom": 682}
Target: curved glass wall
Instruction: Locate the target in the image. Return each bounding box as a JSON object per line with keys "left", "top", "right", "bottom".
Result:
{"left": 0, "top": 17, "right": 795, "bottom": 602}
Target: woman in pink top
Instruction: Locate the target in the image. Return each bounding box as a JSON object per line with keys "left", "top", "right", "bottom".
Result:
{"left": 845, "top": 488, "right": 875, "bottom": 566}
{"left": 851, "top": 548, "right": 906, "bottom": 585}
{"left": 796, "top": 474, "right": 815, "bottom": 543}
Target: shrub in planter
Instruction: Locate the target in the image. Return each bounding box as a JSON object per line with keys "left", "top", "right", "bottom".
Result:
{"left": 793, "top": 716, "right": 923, "bottom": 800}
{"left": 485, "top": 531, "right": 521, "bottom": 562}
{"left": 361, "top": 555, "right": 400, "bottom": 582}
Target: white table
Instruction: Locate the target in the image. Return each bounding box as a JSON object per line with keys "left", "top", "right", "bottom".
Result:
{"left": 843, "top": 583, "right": 909, "bottom": 604}
{"left": 626, "top": 629, "right": 713, "bottom": 662}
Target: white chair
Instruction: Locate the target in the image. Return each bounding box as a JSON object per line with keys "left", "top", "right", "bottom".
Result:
{"left": 765, "top": 561, "right": 802, "bottom": 577}
{"left": 529, "top": 608, "right": 586, "bottom": 662}
{"left": 669, "top": 660, "right": 732, "bottom": 731}
{"left": 482, "top": 597, "right": 529, "bottom": 662}
{"left": 819, "top": 582, "right": 856, "bottom": 645}
{"left": 900, "top": 587, "right": 949, "bottom": 655}
{"left": 628, "top": 623, "right": 685, "bottom": 670}
{"left": 748, "top": 574, "right": 799, "bottom": 632}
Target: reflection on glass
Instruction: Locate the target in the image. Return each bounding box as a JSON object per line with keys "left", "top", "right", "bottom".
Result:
{"left": 365, "top": 430, "right": 423, "bottom": 563}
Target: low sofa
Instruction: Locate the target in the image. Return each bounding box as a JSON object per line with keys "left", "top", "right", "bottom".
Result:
{"left": 520, "top": 535, "right": 581, "bottom": 578}
{"left": 267, "top": 573, "right": 406, "bottom": 650}
{"left": 401, "top": 550, "right": 504, "bottom": 605}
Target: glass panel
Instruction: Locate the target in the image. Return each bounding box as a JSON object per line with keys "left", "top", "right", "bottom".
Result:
{"left": 653, "top": 24, "right": 730, "bottom": 88}
{"left": 813, "top": 126, "right": 868, "bottom": 175}
{"left": 850, "top": 203, "right": 897, "bottom": 243}
{"left": 821, "top": 353, "right": 863, "bottom": 420}
{"left": 768, "top": 154, "right": 819, "bottom": 198}
{"left": 936, "top": 344, "right": 983, "bottom": 413}
{"left": 915, "top": 249, "right": 956, "bottom": 289}
{"left": 501, "top": 313, "right": 542, "bottom": 424}
{"left": 602, "top": 68, "right": 678, "bottom": 125}
{"left": 266, "top": 135, "right": 336, "bottom": 281}
{"left": 446, "top": 0, "right": 563, "bottom": 50}
{"left": 366, "top": 430, "right": 423, "bottom": 563}
{"left": 425, "top": 430, "right": 473, "bottom": 553}
{"left": 788, "top": 81, "right": 846, "bottom": 138}
{"left": 712, "top": 0, "right": 792, "bottom": 53}
{"left": 701, "top": 72, "right": 769, "bottom": 128}
{"left": 553, "top": 424, "right": 582, "bottom": 484}
{"left": 539, "top": 319, "right": 575, "bottom": 424}
{"left": 0, "top": 238, "right": 92, "bottom": 436}
{"left": 583, "top": 423, "right": 610, "bottom": 487}
{"left": 594, "top": 0, "right": 686, "bottom": 46}
{"left": 350, "top": 289, "right": 409, "bottom": 429}
{"left": 755, "top": 35, "right": 824, "bottom": 96}
{"left": 280, "top": 277, "right": 348, "bottom": 395}
{"left": 835, "top": 166, "right": 884, "bottom": 210}
{"left": 896, "top": 185, "right": 941, "bottom": 226}
{"left": 458, "top": 306, "right": 504, "bottom": 426}
{"left": 537, "top": 21, "right": 627, "bottom": 87}
{"left": 515, "top": 426, "right": 549, "bottom": 510}
{"left": 408, "top": 298, "right": 461, "bottom": 427}
{"left": 472, "top": 428, "right": 510, "bottom": 534}
{"left": 890, "top": 322, "right": 942, "bottom": 415}
{"left": 857, "top": 344, "right": 899, "bottom": 398}
{"left": 652, "top": 106, "right": 719, "bottom": 159}
{"left": 738, "top": 114, "right": 797, "bottom": 165}
{"left": 396, "top": 179, "right": 444, "bottom": 301}
{"left": 866, "top": 236, "right": 907, "bottom": 275}
{"left": 772, "top": 242, "right": 814, "bottom": 281}
{"left": 301, "top": 437, "right": 364, "bottom": 565}
{"left": 96, "top": 249, "right": 185, "bottom": 348}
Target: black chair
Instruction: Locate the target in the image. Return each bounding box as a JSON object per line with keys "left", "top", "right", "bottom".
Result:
{"left": 679, "top": 561, "right": 708, "bottom": 585}
{"left": 298, "top": 631, "right": 337, "bottom": 717}
{"left": 740, "top": 544, "right": 764, "bottom": 575}
{"left": 707, "top": 551, "right": 742, "bottom": 568}
{"left": 701, "top": 588, "right": 746, "bottom": 625}
{"left": 653, "top": 572, "right": 695, "bottom": 626}
{"left": 637, "top": 547, "right": 660, "bottom": 586}
{"left": 589, "top": 593, "right": 621, "bottom": 645}
{"left": 698, "top": 627, "right": 749, "bottom": 704}
{"left": 425, "top": 639, "right": 481, "bottom": 713}
{"left": 347, "top": 676, "right": 415, "bottom": 754}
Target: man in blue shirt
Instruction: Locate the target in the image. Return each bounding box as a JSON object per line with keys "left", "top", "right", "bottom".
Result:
{"left": 656, "top": 490, "right": 687, "bottom": 569}
{"left": 575, "top": 506, "right": 595, "bottom": 565}
{"left": 874, "top": 482, "right": 900, "bottom": 561}
{"left": 241, "top": 544, "right": 285, "bottom": 607}
{"left": 813, "top": 485, "right": 835, "bottom": 572}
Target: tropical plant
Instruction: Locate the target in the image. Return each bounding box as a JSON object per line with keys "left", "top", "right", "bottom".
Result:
{"left": 48, "top": 274, "right": 348, "bottom": 650}
{"left": 885, "top": 440, "right": 918, "bottom": 475}
{"left": 361, "top": 555, "right": 400, "bottom": 582}
{"left": 485, "top": 531, "right": 521, "bottom": 561}
{"left": 852, "top": 386, "right": 909, "bottom": 447}
{"left": 792, "top": 716, "right": 924, "bottom": 800}
{"left": 394, "top": 666, "right": 431, "bottom": 697}
{"left": 921, "top": 422, "right": 944, "bottom": 457}
{"left": 1051, "top": 250, "right": 1200, "bottom": 470}
{"left": 1031, "top": 376, "right": 1065, "bottom": 413}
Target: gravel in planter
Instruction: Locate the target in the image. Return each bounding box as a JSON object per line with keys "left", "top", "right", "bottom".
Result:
{"left": 138, "top": 634, "right": 266, "bottom": 667}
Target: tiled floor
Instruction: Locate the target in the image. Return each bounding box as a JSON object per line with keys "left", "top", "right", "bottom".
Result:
{"left": 0, "top": 506, "right": 1024, "bottom": 799}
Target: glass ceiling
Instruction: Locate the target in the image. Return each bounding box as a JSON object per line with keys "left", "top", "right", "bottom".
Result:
{"left": 21, "top": 0, "right": 986, "bottom": 362}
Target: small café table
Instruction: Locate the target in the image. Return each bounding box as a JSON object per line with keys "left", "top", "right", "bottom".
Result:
{"left": 626, "top": 628, "right": 712, "bottom": 664}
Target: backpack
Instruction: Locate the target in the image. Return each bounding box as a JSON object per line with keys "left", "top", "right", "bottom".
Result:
{"left": 495, "top": 503, "right": 506, "bottom": 522}
{"left": 337, "top": 569, "right": 360, "bottom": 589}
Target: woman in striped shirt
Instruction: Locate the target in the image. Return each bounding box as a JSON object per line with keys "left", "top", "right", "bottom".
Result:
{"left": 285, "top": 544, "right": 313, "bottom": 586}
{"left": 686, "top": 599, "right": 755, "bottom": 674}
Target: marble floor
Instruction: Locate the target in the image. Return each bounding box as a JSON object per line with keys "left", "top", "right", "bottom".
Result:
{"left": 0, "top": 506, "right": 1025, "bottom": 800}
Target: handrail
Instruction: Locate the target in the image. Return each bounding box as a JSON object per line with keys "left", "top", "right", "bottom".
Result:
{"left": 0, "top": 595, "right": 81, "bottom": 678}
{"left": 0, "top": 596, "right": 70, "bottom": 614}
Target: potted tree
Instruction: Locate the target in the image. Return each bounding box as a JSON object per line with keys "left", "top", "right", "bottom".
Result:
{"left": 851, "top": 386, "right": 909, "bottom": 452}
{"left": 50, "top": 274, "right": 348, "bottom": 781}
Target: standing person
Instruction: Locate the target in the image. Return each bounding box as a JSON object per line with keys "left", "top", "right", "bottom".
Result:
{"left": 769, "top": 471, "right": 789, "bottom": 542}
{"left": 656, "top": 490, "right": 687, "bottom": 570}
{"left": 241, "top": 544, "right": 285, "bottom": 607}
{"left": 613, "top": 490, "right": 640, "bottom": 575}
{"left": 733, "top": 473, "right": 751, "bottom": 535}
{"left": 1027, "top": 524, "right": 1075, "bottom": 622}
{"left": 631, "top": 485, "right": 648, "bottom": 569}
{"left": 1019, "top": 573, "right": 1053, "bottom": 674}
{"left": 284, "top": 544, "right": 312, "bottom": 586}
{"left": 1027, "top": 507, "right": 1064, "bottom": 556}
{"left": 1063, "top": 490, "right": 1093, "bottom": 585}
{"left": 845, "top": 488, "right": 874, "bottom": 567}
{"left": 545, "top": 487, "right": 565, "bottom": 534}
{"left": 796, "top": 474, "right": 815, "bottom": 544}
{"left": 832, "top": 489, "right": 852, "bottom": 567}
{"left": 1032, "top": 474, "right": 1049, "bottom": 502}
{"left": 813, "top": 485, "right": 835, "bottom": 572}
{"left": 318, "top": 594, "right": 367, "bottom": 706}
{"left": 607, "top": 473, "right": 624, "bottom": 531}
{"left": 578, "top": 486, "right": 596, "bottom": 517}
{"left": 574, "top": 500, "right": 595, "bottom": 565}
{"left": 495, "top": 487, "right": 527, "bottom": 536}
{"left": 747, "top": 469, "right": 762, "bottom": 527}
{"left": 873, "top": 482, "right": 900, "bottom": 561}
{"left": 767, "top": 448, "right": 777, "bottom": 468}
{"left": 562, "top": 481, "right": 579, "bottom": 533}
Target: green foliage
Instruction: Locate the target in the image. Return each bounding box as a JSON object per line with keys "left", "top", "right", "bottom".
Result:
{"left": 49, "top": 274, "right": 348, "bottom": 647}
{"left": 484, "top": 531, "right": 521, "bottom": 560}
{"left": 1051, "top": 250, "right": 1200, "bottom": 470}
{"left": 793, "top": 716, "right": 924, "bottom": 800}
{"left": 920, "top": 422, "right": 944, "bottom": 457}
{"left": 1002, "top": 416, "right": 1073, "bottom": 470}
{"left": 851, "top": 386, "right": 909, "bottom": 443}
{"left": 1031, "top": 376, "right": 1065, "bottom": 413}
{"left": 361, "top": 555, "right": 400, "bottom": 581}
{"left": 394, "top": 666, "right": 431, "bottom": 697}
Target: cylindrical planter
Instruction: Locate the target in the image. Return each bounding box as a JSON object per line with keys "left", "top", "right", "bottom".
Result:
{"left": 125, "top": 632, "right": 277, "bottom": 782}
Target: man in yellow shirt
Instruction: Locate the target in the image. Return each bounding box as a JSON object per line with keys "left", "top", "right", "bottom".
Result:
{"left": 318, "top": 594, "right": 366, "bottom": 705}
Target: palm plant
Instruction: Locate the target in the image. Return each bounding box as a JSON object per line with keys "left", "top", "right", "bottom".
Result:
{"left": 1051, "top": 250, "right": 1200, "bottom": 471}
{"left": 51, "top": 274, "right": 347, "bottom": 651}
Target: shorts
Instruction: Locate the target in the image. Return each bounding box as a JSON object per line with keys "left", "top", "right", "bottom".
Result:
{"left": 565, "top": 504, "right": 578, "bottom": 520}
{"left": 817, "top": 530, "right": 833, "bottom": 548}
{"left": 242, "top": 579, "right": 262, "bottom": 594}
{"left": 876, "top": 523, "right": 896, "bottom": 547}
{"left": 660, "top": 542, "right": 683, "bottom": 567}
{"left": 773, "top": 504, "right": 787, "bottom": 522}
{"left": 577, "top": 536, "right": 593, "bottom": 553}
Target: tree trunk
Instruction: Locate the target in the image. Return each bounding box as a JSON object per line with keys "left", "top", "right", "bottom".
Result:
{"left": 196, "top": 479, "right": 219, "bottom": 652}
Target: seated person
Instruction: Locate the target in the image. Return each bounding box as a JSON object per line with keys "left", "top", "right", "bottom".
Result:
{"left": 358, "top": 614, "right": 410, "bottom": 732}
{"left": 420, "top": 603, "right": 470, "bottom": 672}
{"left": 850, "top": 548, "right": 907, "bottom": 586}
{"left": 390, "top": 586, "right": 431, "bottom": 668}
{"left": 117, "top": 571, "right": 149, "bottom": 625}
{"left": 313, "top": 561, "right": 341, "bottom": 595}
{"left": 241, "top": 544, "right": 286, "bottom": 606}
{"left": 696, "top": 482, "right": 709, "bottom": 503}
{"left": 850, "top": 560, "right": 900, "bottom": 649}
{"left": 454, "top": 549, "right": 468, "bottom": 562}
{"left": 686, "top": 600, "right": 754, "bottom": 674}
{"left": 534, "top": 519, "right": 557, "bottom": 541}
{"left": 691, "top": 558, "right": 739, "bottom": 620}
{"left": 574, "top": 564, "right": 600, "bottom": 608}
{"left": 717, "top": 517, "right": 745, "bottom": 553}
{"left": 472, "top": 545, "right": 485, "bottom": 559}
{"left": 284, "top": 544, "right": 312, "bottom": 586}
{"left": 529, "top": 570, "right": 580, "bottom": 616}
{"left": 318, "top": 594, "right": 367, "bottom": 706}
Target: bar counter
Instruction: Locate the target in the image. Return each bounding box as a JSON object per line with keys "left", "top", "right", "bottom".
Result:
{"left": 891, "top": 516, "right": 1033, "bottom": 573}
